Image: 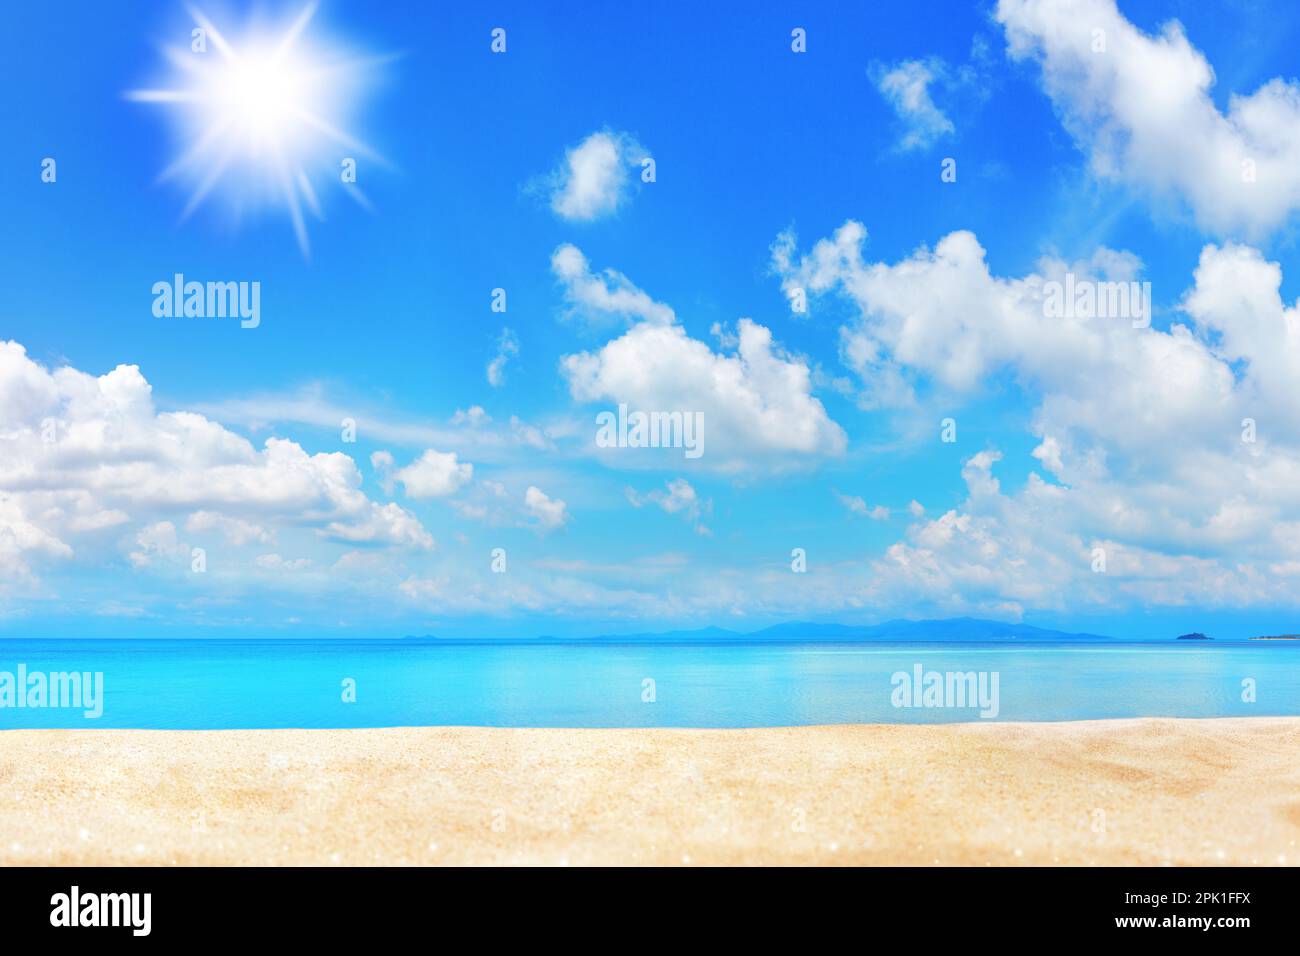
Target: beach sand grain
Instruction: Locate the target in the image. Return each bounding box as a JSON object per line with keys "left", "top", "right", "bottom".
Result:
{"left": 2, "top": 718, "right": 1296, "bottom": 866}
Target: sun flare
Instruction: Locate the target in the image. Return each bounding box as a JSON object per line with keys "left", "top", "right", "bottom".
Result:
{"left": 128, "top": 2, "right": 386, "bottom": 258}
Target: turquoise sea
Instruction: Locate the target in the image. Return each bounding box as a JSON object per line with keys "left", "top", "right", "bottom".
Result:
{"left": 0, "top": 639, "right": 1296, "bottom": 729}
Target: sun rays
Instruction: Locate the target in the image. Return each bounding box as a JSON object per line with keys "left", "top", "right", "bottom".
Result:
{"left": 127, "top": 2, "right": 388, "bottom": 258}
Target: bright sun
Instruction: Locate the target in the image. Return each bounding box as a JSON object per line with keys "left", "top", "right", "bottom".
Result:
{"left": 128, "top": 3, "right": 386, "bottom": 258}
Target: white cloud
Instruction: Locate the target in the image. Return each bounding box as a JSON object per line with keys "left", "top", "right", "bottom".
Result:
{"left": 997, "top": 0, "right": 1300, "bottom": 237}
{"left": 451, "top": 405, "right": 490, "bottom": 427}
{"left": 773, "top": 221, "right": 1198, "bottom": 426}
{"left": 449, "top": 478, "right": 566, "bottom": 530}
{"left": 551, "top": 243, "right": 675, "bottom": 326}
{"left": 128, "top": 520, "right": 186, "bottom": 569}
{"left": 627, "top": 478, "right": 712, "bottom": 534}
{"left": 391, "top": 449, "right": 473, "bottom": 499}
{"left": 192, "top": 382, "right": 523, "bottom": 463}
{"left": 509, "top": 415, "right": 549, "bottom": 450}
{"left": 486, "top": 328, "right": 519, "bottom": 387}
{"left": 1, "top": 350, "right": 889, "bottom": 621}
{"left": 1181, "top": 243, "right": 1300, "bottom": 431}
{"left": 865, "top": 448, "right": 1300, "bottom": 617}
{"left": 324, "top": 502, "right": 433, "bottom": 549}
{"left": 185, "top": 510, "right": 275, "bottom": 546}
{"left": 254, "top": 553, "right": 312, "bottom": 572}
{"left": 874, "top": 59, "right": 955, "bottom": 151}
{"left": 563, "top": 318, "right": 846, "bottom": 469}
{"left": 1031, "top": 435, "right": 1064, "bottom": 478}
{"left": 0, "top": 493, "right": 72, "bottom": 584}
{"left": 524, "top": 485, "right": 568, "bottom": 531}
{"left": 0, "top": 341, "right": 434, "bottom": 585}
{"left": 544, "top": 129, "right": 648, "bottom": 221}
{"left": 835, "top": 492, "right": 890, "bottom": 521}
{"left": 775, "top": 220, "right": 1300, "bottom": 612}
{"left": 558, "top": 249, "right": 845, "bottom": 470}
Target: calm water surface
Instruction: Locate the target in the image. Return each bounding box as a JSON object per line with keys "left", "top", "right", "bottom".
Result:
{"left": 0, "top": 639, "right": 1296, "bottom": 728}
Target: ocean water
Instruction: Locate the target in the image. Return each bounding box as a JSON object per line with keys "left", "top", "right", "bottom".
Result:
{"left": 0, "top": 639, "right": 1297, "bottom": 729}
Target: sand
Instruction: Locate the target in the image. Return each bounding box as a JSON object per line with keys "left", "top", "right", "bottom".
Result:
{"left": 1, "top": 718, "right": 1297, "bottom": 866}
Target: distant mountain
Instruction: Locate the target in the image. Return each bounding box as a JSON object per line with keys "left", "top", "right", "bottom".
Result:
{"left": 403, "top": 617, "right": 1117, "bottom": 643}
{"left": 744, "top": 618, "right": 1115, "bottom": 643}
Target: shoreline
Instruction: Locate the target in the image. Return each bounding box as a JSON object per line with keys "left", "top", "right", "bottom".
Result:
{"left": 2, "top": 717, "right": 1297, "bottom": 866}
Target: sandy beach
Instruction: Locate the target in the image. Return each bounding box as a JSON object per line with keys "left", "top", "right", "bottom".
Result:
{"left": 1, "top": 718, "right": 1297, "bottom": 866}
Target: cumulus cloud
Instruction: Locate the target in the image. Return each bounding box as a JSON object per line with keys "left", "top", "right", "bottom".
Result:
{"left": 0, "top": 341, "right": 433, "bottom": 585}
{"left": 558, "top": 248, "right": 845, "bottom": 470}
{"left": 551, "top": 243, "right": 675, "bottom": 327}
{"left": 390, "top": 449, "right": 473, "bottom": 499}
{"left": 866, "top": 453, "right": 1091, "bottom": 617}
{"left": 1181, "top": 243, "right": 1300, "bottom": 430}
{"left": 835, "top": 492, "right": 890, "bottom": 521}
{"left": 325, "top": 502, "right": 433, "bottom": 549}
{"left": 776, "top": 220, "right": 1300, "bottom": 613}
{"left": 865, "top": 447, "right": 1300, "bottom": 618}
{"left": 127, "top": 520, "right": 187, "bottom": 569}
{"left": 544, "top": 129, "right": 649, "bottom": 221}
{"left": 564, "top": 318, "right": 846, "bottom": 469}
{"left": 774, "top": 221, "right": 1181, "bottom": 418}
{"left": 370, "top": 449, "right": 395, "bottom": 481}
{"left": 448, "top": 478, "right": 564, "bottom": 531}
{"left": 997, "top": 0, "right": 1300, "bottom": 237}
{"left": 451, "top": 405, "right": 490, "bottom": 427}
{"left": 523, "top": 485, "right": 569, "bottom": 531}
{"left": 0, "top": 493, "right": 71, "bottom": 585}
{"left": 254, "top": 553, "right": 312, "bottom": 572}
{"left": 626, "top": 478, "right": 712, "bottom": 534}
{"left": 185, "top": 510, "right": 275, "bottom": 547}
{"left": 873, "top": 59, "right": 955, "bottom": 151}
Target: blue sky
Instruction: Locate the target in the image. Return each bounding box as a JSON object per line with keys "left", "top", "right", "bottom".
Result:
{"left": 4, "top": 0, "right": 1300, "bottom": 638}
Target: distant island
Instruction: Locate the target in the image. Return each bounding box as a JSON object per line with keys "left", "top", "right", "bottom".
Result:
{"left": 1249, "top": 634, "right": 1300, "bottom": 641}
{"left": 1177, "top": 632, "right": 1211, "bottom": 640}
